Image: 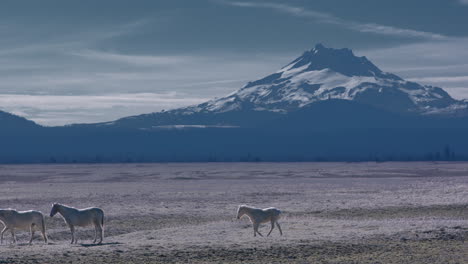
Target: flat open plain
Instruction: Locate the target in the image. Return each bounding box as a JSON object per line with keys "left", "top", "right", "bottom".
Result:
{"left": 0, "top": 162, "right": 466, "bottom": 263}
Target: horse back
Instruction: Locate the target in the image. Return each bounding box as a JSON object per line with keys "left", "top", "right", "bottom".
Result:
{"left": 264, "top": 208, "right": 281, "bottom": 217}
{"left": 6, "top": 210, "right": 44, "bottom": 229}
{"left": 17, "top": 210, "right": 44, "bottom": 220}
{"left": 87, "top": 207, "right": 104, "bottom": 217}
{"left": 73, "top": 207, "right": 104, "bottom": 227}
{"left": 19, "top": 210, "right": 43, "bottom": 215}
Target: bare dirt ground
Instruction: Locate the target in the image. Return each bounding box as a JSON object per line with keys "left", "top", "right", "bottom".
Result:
{"left": 0, "top": 162, "right": 466, "bottom": 263}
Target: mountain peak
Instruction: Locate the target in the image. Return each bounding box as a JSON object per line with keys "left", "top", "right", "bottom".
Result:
{"left": 283, "top": 43, "right": 394, "bottom": 79}
{"left": 312, "top": 43, "right": 327, "bottom": 52}
{"left": 243, "top": 44, "right": 401, "bottom": 89}
{"left": 311, "top": 43, "right": 351, "bottom": 55}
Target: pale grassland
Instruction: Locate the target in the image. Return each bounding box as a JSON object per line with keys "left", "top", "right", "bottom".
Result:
{"left": 0, "top": 162, "right": 466, "bottom": 263}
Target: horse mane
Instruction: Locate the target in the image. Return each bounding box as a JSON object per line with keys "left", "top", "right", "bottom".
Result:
{"left": 55, "top": 203, "right": 75, "bottom": 209}
{"left": 0, "top": 209, "right": 16, "bottom": 216}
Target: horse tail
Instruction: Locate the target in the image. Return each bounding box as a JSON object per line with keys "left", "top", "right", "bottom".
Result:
{"left": 41, "top": 214, "right": 46, "bottom": 232}
{"left": 101, "top": 210, "right": 105, "bottom": 238}
{"left": 275, "top": 209, "right": 282, "bottom": 219}
{"left": 41, "top": 214, "right": 48, "bottom": 242}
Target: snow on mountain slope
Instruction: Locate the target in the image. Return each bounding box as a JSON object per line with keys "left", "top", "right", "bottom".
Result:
{"left": 99, "top": 44, "right": 468, "bottom": 130}
{"left": 174, "top": 44, "right": 465, "bottom": 115}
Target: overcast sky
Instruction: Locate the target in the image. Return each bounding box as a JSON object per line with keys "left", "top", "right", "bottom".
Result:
{"left": 1, "top": 0, "right": 468, "bottom": 126}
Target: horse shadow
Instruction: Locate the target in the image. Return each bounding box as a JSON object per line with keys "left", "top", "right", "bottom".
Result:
{"left": 79, "top": 242, "right": 123, "bottom": 247}
{"left": 3, "top": 242, "right": 48, "bottom": 247}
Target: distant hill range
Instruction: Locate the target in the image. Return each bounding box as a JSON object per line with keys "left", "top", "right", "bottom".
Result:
{"left": 2, "top": 44, "right": 468, "bottom": 163}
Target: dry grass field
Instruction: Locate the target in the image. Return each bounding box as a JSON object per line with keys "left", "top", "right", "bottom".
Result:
{"left": 0, "top": 162, "right": 466, "bottom": 263}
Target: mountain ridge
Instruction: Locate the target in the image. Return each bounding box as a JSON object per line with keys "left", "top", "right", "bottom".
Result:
{"left": 0, "top": 109, "right": 41, "bottom": 131}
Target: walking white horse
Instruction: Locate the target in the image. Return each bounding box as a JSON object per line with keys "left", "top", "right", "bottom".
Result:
{"left": 0, "top": 209, "right": 48, "bottom": 244}
{"left": 50, "top": 203, "right": 104, "bottom": 244}
{"left": 236, "top": 205, "right": 283, "bottom": 237}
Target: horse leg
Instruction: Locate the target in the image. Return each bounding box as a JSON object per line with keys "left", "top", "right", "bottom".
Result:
{"left": 97, "top": 225, "right": 103, "bottom": 244}
{"left": 93, "top": 225, "right": 97, "bottom": 244}
{"left": 29, "top": 225, "right": 35, "bottom": 245}
{"left": 276, "top": 222, "right": 283, "bottom": 236}
{"left": 267, "top": 220, "right": 275, "bottom": 237}
{"left": 30, "top": 230, "right": 35, "bottom": 245}
{"left": 69, "top": 225, "right": 75, "bottom": 244}
{"left": 41, "top": 229, "right": 48, "bottom": 244}
{"left": 1, "top": 226, "right": 8, "bottom": 244}
{"left": 40, "top": 217, "right": 48, "bottom": 244}
{"left": 10, "top": 229, "right": 16, "bottom": 244}
{"left": 254, "top": 223, "right": 263, "bottom": 237}
{"left": 74, "top": 227, "right": 78, "bottom": 244}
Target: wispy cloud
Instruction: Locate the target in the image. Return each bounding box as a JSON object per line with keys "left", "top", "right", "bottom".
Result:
{"left": 72, "top": 50, "right": 191, "bottom": 66}
{"left": 407, "top": 76, "right": 468, "bottom": 83}
{"left": 0, "top": 18, "right": 151, "bottom": 57}
{"left": 386, "top": 64, "right": 468, "bottom": 73}
{"left": 458, "top": 0, "right": 468, "bottom": 5}
{"left": 222, "top": 1, "right": 449, "bottom": 40}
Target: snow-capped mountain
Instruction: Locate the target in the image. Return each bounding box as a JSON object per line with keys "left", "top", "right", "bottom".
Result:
{"left": 90, "top": 44, "right": 467, "bottom": 129}
{"left": 181, "top": 43, "right": 464, "bottom": 115}
{"left": 4, "top": 44, "right": 468, "bottom": 163}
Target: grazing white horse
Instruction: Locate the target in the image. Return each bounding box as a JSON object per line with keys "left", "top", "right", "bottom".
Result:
{"left": 236, "top": 205, "right": 283, "bottom": 237}
{"left": 50, "top": 203, "right": 104, "bottom": 244}
{"left": 0, "top": 209, "right": 48, "bottom": 244}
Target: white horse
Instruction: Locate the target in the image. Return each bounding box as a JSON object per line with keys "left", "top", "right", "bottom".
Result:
{"left": 0, "top": 209, "right": 48, "bottom": 244}
{"left": 236, "top": 205, "right": 283, "bottom": 237}
{"left": 50, "top": 203, "right": 104, "bottom": 244}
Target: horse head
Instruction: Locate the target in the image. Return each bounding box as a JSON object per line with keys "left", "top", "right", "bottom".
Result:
{"left": 237, "top": 205, "right": 247, "bottom": 219}
{"left": 50, "top": 203, "right": 59, "bottom": 217}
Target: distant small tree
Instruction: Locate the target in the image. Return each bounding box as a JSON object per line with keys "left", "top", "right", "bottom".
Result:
{"left": 444, "top": 145, "right": 451, "bottom": 160}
